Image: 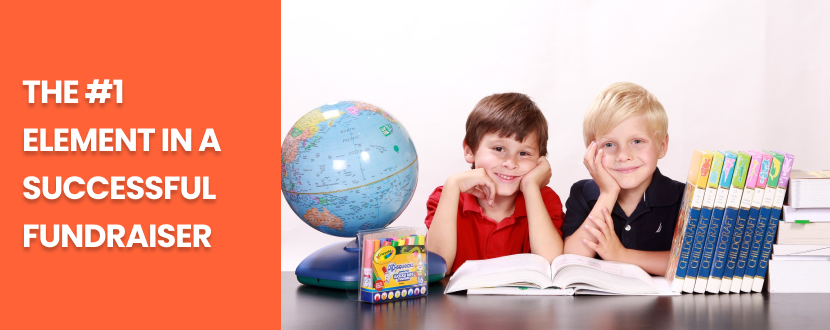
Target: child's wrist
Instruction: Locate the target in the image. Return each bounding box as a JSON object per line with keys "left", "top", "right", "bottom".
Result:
{"left": 520, "top": 180, "right": 541, "bottom": 192}
{"left": 599, "top": 187, "right": 620, "bottom": 197}
{"left": 444, "top": 175, "right": 463, "bottom": 192}
{"left": 615, "top": 246, "right": 630, "bottom": 262}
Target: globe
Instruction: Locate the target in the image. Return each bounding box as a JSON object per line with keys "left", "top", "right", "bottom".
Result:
{"left": 281, "top": 101, "right": 419, "bottom": 238}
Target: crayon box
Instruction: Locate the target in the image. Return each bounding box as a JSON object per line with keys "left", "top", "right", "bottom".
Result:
{"left": 357, "top": 227, "right": 428, "bottom": 304}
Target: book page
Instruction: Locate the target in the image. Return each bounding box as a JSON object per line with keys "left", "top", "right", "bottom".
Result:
{"left": 571, "top": 277, "right": 679, "bottom": 296}
{"left": 454, "top": 253, "right": 552, "bottom": 279}
{"left": 444, "top": 270, "right": 555, "bottom": 293}
{"left": 444, "top": 254, "right": 553, "bottom": 293}
{"left": 550, "top": 254, "right": 658, "bottom": 294}
{"left": 551, "top": 254, "right": 623, "bottom": 276}
{"left": 467, "top": 286, "right": 576, "bottom": 296}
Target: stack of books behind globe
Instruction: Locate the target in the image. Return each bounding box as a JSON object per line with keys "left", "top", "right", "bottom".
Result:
{"left": 769, "top": 170, "right": 830, "bottom": 293}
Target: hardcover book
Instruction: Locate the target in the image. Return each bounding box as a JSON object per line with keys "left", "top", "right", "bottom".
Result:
{"left": 782, "top": 206, "right": 830, "bottom": 223}
{"left": 665, "top": 150, "right": 712, "bottom": 293}
{"left": 788, "top": 170, "right": 830, "bottom": 209}
{"left": 777, "top": 222, "right": 830, "bottom": 245}
{"left": 694, "top": 151, "right": 737, "bottom": 293}
{"left": 720, "top": 151, "right": 762, "bottom": 292}
{"left": 731, "top": 151, "right": 772, "bottom": 293}
{"left": 768, "top": 260, "right": 830, "bottom": 293}
{"left": 444, "top": 254, "right": 678, "bottom": 296}
{"left": 706, "top": 151, "right": 750, "bottom": 293}
{"left": 741, "top": 151, "right": 783, "bottom": 292}
{"left": 683, "top": 151, "right": 724, "bottom": 293}
{"left": 752, "top": 151, "right": 794, "bottom": 292}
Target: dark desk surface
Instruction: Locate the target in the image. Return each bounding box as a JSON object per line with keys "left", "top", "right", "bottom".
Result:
{"left": 282, "top": 271, "right": 830, "bottom": 329}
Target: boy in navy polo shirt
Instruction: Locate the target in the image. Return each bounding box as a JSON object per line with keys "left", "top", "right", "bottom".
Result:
{"left": 425, "top": 93, "right": 564, "bottom": 274}
{"left": 563, "top": 82, "right": 684, "bottom": 275}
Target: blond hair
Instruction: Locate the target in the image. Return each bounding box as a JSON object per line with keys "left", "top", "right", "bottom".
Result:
{"left": 583, "top": 82, "right": 667, "bottom": 148}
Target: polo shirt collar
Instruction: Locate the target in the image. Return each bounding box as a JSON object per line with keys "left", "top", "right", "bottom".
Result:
{"left": 460, "top": 192, "right": 527, "bottom": 219}
{"left": 460, "top": 192, "right": 481, "bottom": 214}
{"left": 582, "top": 167, "right": 678, "bottom": 208}
{"left": 643, "top": 168, "right": 680, "bottom": 207}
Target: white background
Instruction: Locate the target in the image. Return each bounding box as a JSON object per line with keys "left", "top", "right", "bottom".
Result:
{"left": 281, "top": 1, "right": 830, "bottom": 271}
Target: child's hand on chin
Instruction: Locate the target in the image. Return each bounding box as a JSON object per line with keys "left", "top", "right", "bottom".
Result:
{"left": 584, "top": 141, "right": 620, "bottom": 195}
{"left": 520, "top": 157, "right": 551, "bottom": 193}
{"left": 448, "top": 168, "right": 496, "bottom": 207}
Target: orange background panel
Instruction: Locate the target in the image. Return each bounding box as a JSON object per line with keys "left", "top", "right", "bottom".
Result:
{"left": 0, "top": 1, "right": 280, "bottom": 328}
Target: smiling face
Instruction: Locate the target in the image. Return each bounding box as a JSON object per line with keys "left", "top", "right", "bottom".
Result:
{"left": 464, "top": 133, "right": 541, "bottom": 197}
{"left": 596, "top": 115, "right": 668, "bottom": 193}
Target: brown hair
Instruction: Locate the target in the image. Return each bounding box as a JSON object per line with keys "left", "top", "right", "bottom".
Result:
{"left": 465, "top": 93, "right": 548, "bottom": 167}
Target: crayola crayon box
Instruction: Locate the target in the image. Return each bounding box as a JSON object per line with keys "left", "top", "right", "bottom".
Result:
{"left": 357, "top": 227, "right": 428, "bottom": 303}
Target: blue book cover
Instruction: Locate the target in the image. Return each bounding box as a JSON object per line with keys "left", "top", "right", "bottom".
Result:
{"left": 677, "top": 207, "right": 701, "bottom": 279}
{"left": 683, "top": 151, "right": 723, "bottom": 293}
{"left": 694, "top": 151, "right": 736, "bottom": 293}
{"left": 706, "top": 151, "right": 750, "bottom": 293}
{"left": 741, "top": 151, "right": 783, "bottom": 292}
{"left": 731, "top": 151, "right": 771, "bottom": 293}
{"left": 742, "top": 202, "right": 772, "bottom": 291}
{"left": 666, "top": 151, "right": 712, "bottom": 293}
{"left": 721, "top": 151, "right": 762, "bottom": 293}
{"left": 751, "top": 151, "right": 793, "bottom": 292}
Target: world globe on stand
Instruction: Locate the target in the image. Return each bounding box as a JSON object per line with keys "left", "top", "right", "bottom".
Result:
{"left": 281, "top": 101, "right": 419, "bottom": 238}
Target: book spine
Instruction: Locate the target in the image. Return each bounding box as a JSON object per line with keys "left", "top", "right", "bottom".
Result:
{"left": 671, "top": 187, "right": 705, "bottom": 292}
{"left": 684, "top": 152, "right": 724, "bottom": 293}
{"left": 707, "top": 191, "right": 741, "bottom": 292}
{"left": 684, "top": 192, "right": 714, "bottom": 293}
{"left": 695, "top": 206, "right": 724, "bottom": 293}
{"left": 668, "top": 151, "right": 711, "bottom": 293}
{"left": 731, "top": 152, "right": 771, "bottom": 293}
{"left": 731, "top": 195, "right": 762, "bottom": 292}
{"left": 695, "top": 152, "right": 736, "bottom": 293}
{"left": 721, "top": 152, "right": 760, "bottom": 293}
{"left": 708, "top": 152, "right": 749, "bottom": 293}
{"left": 721, "top": 192, "right": 751, "bottom": 292}
{"left": 742, "top": 152, "right": 780, "bottom": 292}
{"left": 742, "top": 196, "right": 773, "bottom": 292}
{"left": 752, "top": 152, "right": 793, "bottom": 292}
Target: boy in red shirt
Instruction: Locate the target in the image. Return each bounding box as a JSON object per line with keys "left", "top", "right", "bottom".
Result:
{"left": 425, "top": 93, "right": 564, "bottom": 274}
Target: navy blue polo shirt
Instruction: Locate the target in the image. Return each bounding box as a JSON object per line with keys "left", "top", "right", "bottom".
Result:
{"left": 562, "top": 168, "right": 684, "bottom": 251}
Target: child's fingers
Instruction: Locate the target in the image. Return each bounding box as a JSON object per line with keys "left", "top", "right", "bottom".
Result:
{"left": 602, "top": 207, "right": 615, "bottom": 232}
{"left": 482, "top": 180, "right": 496, "bottom": 207}
{"left": 477, "top": 185, "right": 489, "bottom": 201}
{"left": 582, "top": 238, "right": 600, "bottom": 252}
{"left": 583, "top": 142, "right": 596, "bottom": 169}
{"left": 583, "top": 142, "right": 592, "bottom": 160}
{"left": 588, "top": 214, "right": 610, "bottom": 239}
{"left": 468, "top": 186, "right": 486, "bottom": 200}
{"left": 595, "top": 149, "right": 605, "bottom": 171}
{"left": 582, "top": 224, "right": 599, "bottom": 241}
{"left": 584, "top": 222, "right": 606, "bottom": 242}
{"left": 540, "top": 157, "right": 551, "bottom": 172}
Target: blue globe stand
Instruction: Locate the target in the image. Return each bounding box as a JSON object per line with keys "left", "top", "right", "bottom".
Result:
{"left": 296, "top": 238, "right": 447, "bottom": 290}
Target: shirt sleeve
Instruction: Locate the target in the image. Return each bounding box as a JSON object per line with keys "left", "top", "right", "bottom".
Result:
{"left": 424, "top": 186, "right": 443, "bottom": 229}
{"left": 562, "top": 180, "right": 591, "bottom": 239}
{"left": 541, "top": 186, "right": 564, "bottom": 236}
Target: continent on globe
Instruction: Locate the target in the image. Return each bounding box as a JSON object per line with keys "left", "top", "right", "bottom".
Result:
{"left": 304, "top": 207, "right": 344, "bottom": 231}
{"left": 282, "top": 133, "right": 300, "bottom": 164}
{"left": 282, "top": 108, "right": 343, "bottom": 165}
{"left": 349, "top": 101, "right": 397, "bottom": 123}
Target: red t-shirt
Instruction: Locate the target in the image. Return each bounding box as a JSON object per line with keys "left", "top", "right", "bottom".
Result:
{"left": 424, "top": 186, "right": 564, "bottom": 274}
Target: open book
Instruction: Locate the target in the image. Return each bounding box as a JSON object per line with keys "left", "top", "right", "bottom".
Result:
{"left": 445, "top": 253, "right": 678, "bottom": 296}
